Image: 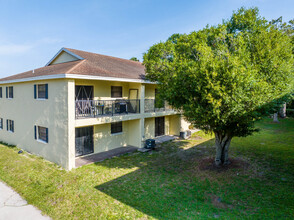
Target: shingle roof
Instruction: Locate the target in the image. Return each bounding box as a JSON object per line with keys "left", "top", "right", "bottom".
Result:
{"left": 0, "top": 48, "right": 146, "bottom": 82}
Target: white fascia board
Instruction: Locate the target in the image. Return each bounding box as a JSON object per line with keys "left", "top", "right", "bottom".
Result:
{"left": 45, "top": 47, "right": 84, "bottom": 66}
{"left": 0, "top": 74, "right": 67, "bottom": 85}
{"left": 0, "top": 74, "right": 156, "bottom": 85}
{"left": 64, "top": 74, "right": 155, "bottom": 84}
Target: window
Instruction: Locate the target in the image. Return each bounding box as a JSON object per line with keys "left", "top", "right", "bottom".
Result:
{"left": 0, "top": 87, "right": 2, "bottom": 98}
{"left": 0, "top": 118, "right": 3, "bottom": 129}
{"left": 6, "top": 86, "right": 13, "bottom": 99}
{"left": 111, "top": 122, "right": 123, "bottom": 134}
{"left": 34, "top": 84, "right": 48, "bottom": 99}
{"left": 111, "top": 86, "right": 122, "bottom": 98}
{"left": 7, "top": 119, "right": 14, "bottom": 132}
{"left": 34, "top": 126, "right": 48, "bottom": 143}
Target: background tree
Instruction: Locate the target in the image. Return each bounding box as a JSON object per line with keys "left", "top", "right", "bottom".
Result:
{"left": 270, "top": 18, "right": 294, "bottom": 118}
{"left": 130, "top": 57, "right": 140, "bottom": 62}
{"left": 143, "top": 7, "right": 294, "bottom": 166}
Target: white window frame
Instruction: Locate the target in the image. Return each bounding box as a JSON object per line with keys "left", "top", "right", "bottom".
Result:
{"left": 35, "top": 126, "right": 48, "bottom": 144}
{"left": 7, "top": 119, "right": 14, "bottom": 133}
{"left": 7, "top": 86, "right": 13, "bottom": 99}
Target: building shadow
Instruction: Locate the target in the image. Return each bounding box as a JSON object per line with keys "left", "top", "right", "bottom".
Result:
{"left": 95, "top": 138, "right": 217, "bottom": 219}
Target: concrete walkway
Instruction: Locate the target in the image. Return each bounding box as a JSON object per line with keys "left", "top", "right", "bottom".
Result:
{"left": 0, "top": 181, "right": 50, "bottom": 220}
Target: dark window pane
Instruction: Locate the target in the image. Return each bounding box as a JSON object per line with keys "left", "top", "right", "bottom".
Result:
{"left": 0, "top": 87, "right": 2, "bottom": 98}
{"left": 38, "top": 84, "right": 46, "bottom": 99}
{"left": 8, "top": 87, "right": 13, "bottom": 98}
{"left": 38, "top": 126, "right": 48, "bottom": 142}
{"left": 0, "top": 118, "right": 3, "bottom": 129}
{"left": 111, "top": 86, "right": 122, "bottom": 98}
{"left": 7, "top": 119, "right": 14, "bottom": 132}
{"left": 111, "top": 122, "right": 123, "bottom": 134}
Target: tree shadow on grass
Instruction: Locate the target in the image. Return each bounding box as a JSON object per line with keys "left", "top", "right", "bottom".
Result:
{"left": 94, "top": 138, "right": 245, "bottom": 219}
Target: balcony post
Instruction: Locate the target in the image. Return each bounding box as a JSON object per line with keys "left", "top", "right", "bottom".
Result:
{"left": 140, "top": 84, "right": 145, "bottom": 113}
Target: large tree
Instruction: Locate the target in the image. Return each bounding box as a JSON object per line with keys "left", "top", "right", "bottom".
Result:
{"left": 143, "top": 7, "right": 294, "bottom": 165}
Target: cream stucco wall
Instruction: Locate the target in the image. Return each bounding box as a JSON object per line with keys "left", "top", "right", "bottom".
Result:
{"left": 50, "top": 51, "right": 79, "bottom": 65}
{"left": 169, "top": 115, "right": 181, "bottom": 135}
{"left": 93, "top": 122, "right": 128, "bottom": 153}
{"left": 180, "top": 116, "right": 191, "bottom": 132}
{"left": 144, "top": 117, "right": 155, "bottom": 139}
{"left": 145, "top": 84, "right": 156, "bottom": 99}
{"left": 74, "top": 79, "right": 141, "bottom": 100}
{"left": 92, "top": 119, "right": 142, "bottom": 154}
{"left": 0, "top": 79, "right": 72, "bottom": 169}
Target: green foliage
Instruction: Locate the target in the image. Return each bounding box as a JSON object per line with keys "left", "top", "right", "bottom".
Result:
{"left": 130, "top": 57, "right": 140, "bottom": 62}
{"left": 143, "top": 7, "right": 294, "bottom": 138}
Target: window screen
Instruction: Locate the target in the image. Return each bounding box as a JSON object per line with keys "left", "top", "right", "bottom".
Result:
{"left": 111, "top": 86, "right": 122, "bottom": 98}
{"left": 111, "top": 122, "right": 123, "bottom": 134}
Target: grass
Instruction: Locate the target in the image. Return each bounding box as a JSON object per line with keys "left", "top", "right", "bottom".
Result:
{"left": 0, "top": 118, "right": 293, "bottom": 219}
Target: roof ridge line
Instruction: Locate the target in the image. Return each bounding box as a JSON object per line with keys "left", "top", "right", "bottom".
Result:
{"left": 66, "top": 48, "right": 143, "bottom": 64}
{"left": 66, "top": 59, "right": 86, "bottom": 74}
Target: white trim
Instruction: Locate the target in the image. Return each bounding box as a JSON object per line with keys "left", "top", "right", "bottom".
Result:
{"left": 0, "top": 73, "right": 156, "bottom": 85}
{"left": 111, "top": 132, "right": 123, "bottom": 136}
{"left": 65, "top": 74, "right": 154, "bottom": 84}
{"left": 37, "top": 139, "right": 48, "bottom": 144}
{"left": 0, "top": 74, "right": 67, "bottom": 85}
{"left": 45, "top": 47, "right": 84, "bottom": 66}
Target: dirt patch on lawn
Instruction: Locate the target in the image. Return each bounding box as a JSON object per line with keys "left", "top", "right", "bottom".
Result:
{"left": 198, "top": 157, "right": 250, "bottom": 172}
{"left": 207, "top": 194, "right": 233, "bottom": 209}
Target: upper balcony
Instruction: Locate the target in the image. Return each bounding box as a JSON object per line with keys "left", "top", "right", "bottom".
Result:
{"left": 75, "top": 99, "right": 175, "bottom": 119}
{"left": 74, "top": 81, "right": 176, "bottom": 120}
{"left": 75, "top": 99, "right": 140, "bottom": 119}
{"left": 144, "top": 99, "right": 173, "bottom": 113}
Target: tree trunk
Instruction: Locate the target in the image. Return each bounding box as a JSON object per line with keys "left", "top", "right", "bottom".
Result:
{"left": 214, "top": 132, "right": 232, "bottom": 166}
{"left": 279, "top": 103, "right": 286, "bottom": 118}
{"left": 273, "top": 113, "right": 279, "bottom": 123}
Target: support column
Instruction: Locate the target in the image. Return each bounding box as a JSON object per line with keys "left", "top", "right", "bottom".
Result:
{"left": 140, "top": 118, "right": 145, "bottom": 148}
{"left": 140, "top": 84, "right": 145, "bottom": 114}
{"left": 140, "top": 84, "right": 145, "bottom": 148}
{"left": 67, "top": 79, "right": 76, "bottom": 170}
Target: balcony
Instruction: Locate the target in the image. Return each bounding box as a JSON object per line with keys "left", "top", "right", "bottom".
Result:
{"left": 144, "top": 99, "right": 173, "bottom": 113}
{"left": 75, "top": 99, "right": 140, "bottom": 119}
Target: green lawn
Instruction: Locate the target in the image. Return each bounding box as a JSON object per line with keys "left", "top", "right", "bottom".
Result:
{"left": 0, "top": 118, "right": 293, "bottom": 219}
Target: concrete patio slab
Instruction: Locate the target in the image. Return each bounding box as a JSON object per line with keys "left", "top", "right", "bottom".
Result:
{"left": 75, "top": 146, "right": 138, "bottom": 167}
{"left": 0, "top": 181, "right": 50, "bottom": 220}
{"left": 154, "top": 135, "right": 178, "bottom": 144}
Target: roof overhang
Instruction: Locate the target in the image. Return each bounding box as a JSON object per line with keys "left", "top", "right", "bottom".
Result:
{"left": 45, "top": 47, "right": 84, "bottom": 66}
{"left": 0, "top": 74, "right": 155, "bottom": 85}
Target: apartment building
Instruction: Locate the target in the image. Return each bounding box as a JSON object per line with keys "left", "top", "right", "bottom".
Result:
{"left": 0, "top": 48, "right": 190, "bottom": 170}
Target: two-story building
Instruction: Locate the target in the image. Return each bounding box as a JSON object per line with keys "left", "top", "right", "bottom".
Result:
{"left": 0, "top": 48, "right": 190, "bottom": 170}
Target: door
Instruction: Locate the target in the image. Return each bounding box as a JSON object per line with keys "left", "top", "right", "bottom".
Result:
{"left": 75, "top": 85, "right": 94, "bottom": 101}
{"left": 155, "top": 117, "right": 165, "bottom": 137}
{"left": 75, "top": 126, "right": 94, "bottom": 157}
{"left": 75, "top": 86, "right": 94, "bottom": 116}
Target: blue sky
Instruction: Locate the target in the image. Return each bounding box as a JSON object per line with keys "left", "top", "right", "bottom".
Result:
{"left": 0, "top": 0, "right": 293, "bottom": 78}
